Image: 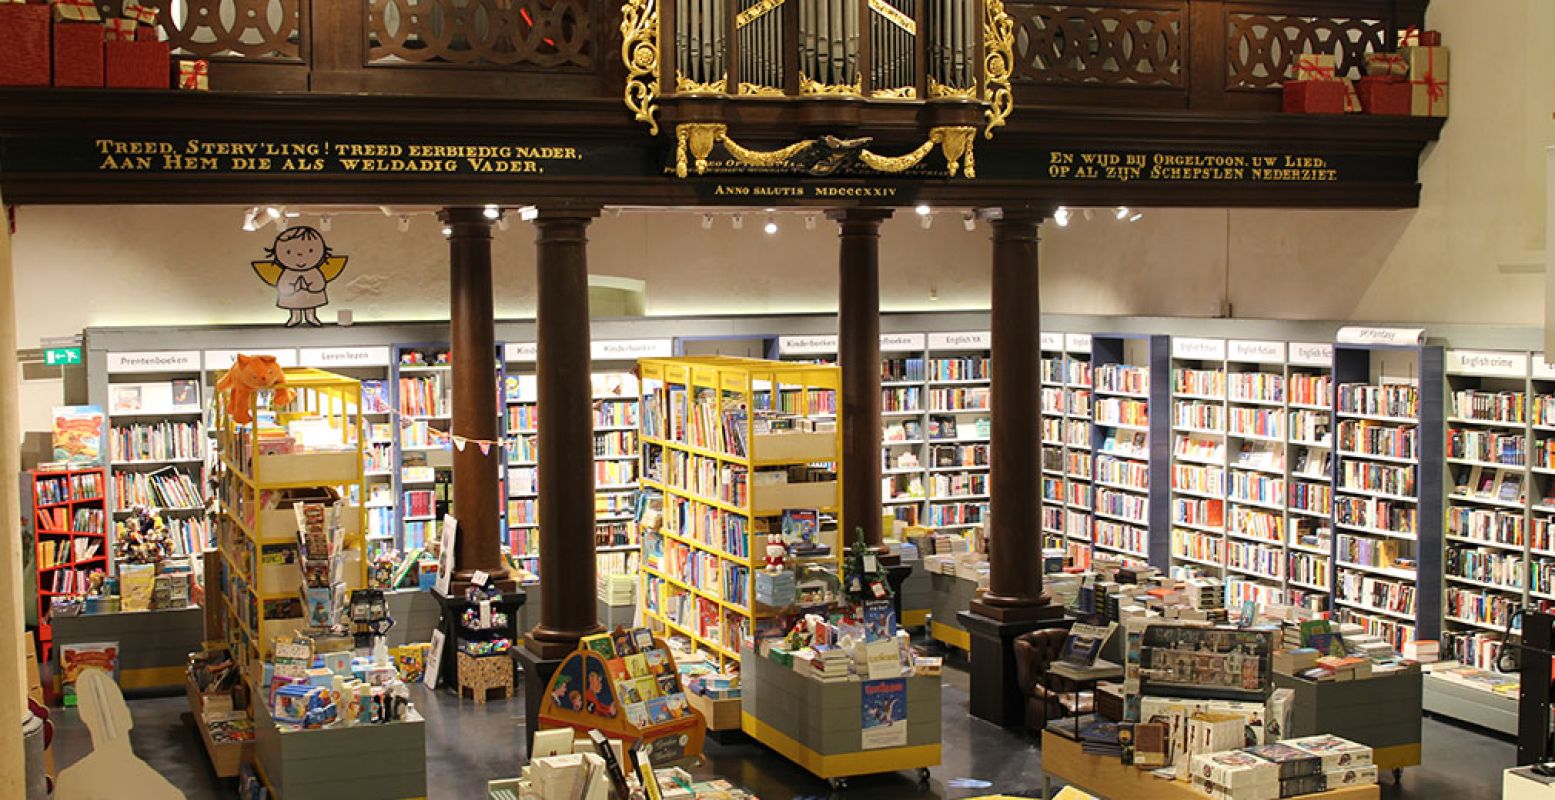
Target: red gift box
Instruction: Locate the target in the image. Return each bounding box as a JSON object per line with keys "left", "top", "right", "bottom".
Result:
{"left": 1282, "top": 80, "right": 1346, "bottom": 114}
{"left": 106, "top": 40, "right": 170, "bottom": 89}
{"left": 53, "top": 22, "right": 105, "bottom": 87}
{"left": 0, "top": 4, "right": 51, "bottom": 87}
{"left": 1356, "top": 76, "right": 1410, "bottom": 116}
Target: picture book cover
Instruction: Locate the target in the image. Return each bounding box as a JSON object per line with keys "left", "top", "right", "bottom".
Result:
{"left": 780, "top": 508, "right": 820, "bottom": 548}
{"left": 623, "top": 702, "right": 650, "bottom": 728}
{"left": 606, "top": 658, "right": 632, "bottom": 685}
{"left": 632, "top": 627, "right": 657, "bottom": 652}
{"left": 1497, "top": 470, "right": 1523, "bottom": 503}
{"left": 361, "top": 380, "right": 390, "bottom": 414}
{"left": 645, "top": 697, "right": 672, "bottom": 725}
{"left": 860, "top": 678, "right": 908, "bottom": 749}
{"left": 612, "top": 628, "right": 639, "bottom": 656}
{"left": 171, "top": 379, "right": 201, "bottom": 410}
{"left": 636, "top": 676, "right": 661, "bottom": 702}
{"left": 624, "top": 653, "right": 650, "bottom": 678}
{"left": 618, "top": 681, "right": 643, "bottom": 705}
{"left": 655, "top": 674, "right": 680, "bottom": 697}
{"left": 644, "top": 648, "right": 668, "bottom": 675}
{"left": 59, "top": 641, "right": 119, "bottom": 707}
{"left": 109, "top": 384, "right": 143, "bottom": 414}
{"left": 52, "top": 405, "right": 104, "bottom": 467}
{"left": 583, "top": 633, "right": 616, "bottom": 661}
{"left": 663, "top": 692, "right": 689, "bottom": 719}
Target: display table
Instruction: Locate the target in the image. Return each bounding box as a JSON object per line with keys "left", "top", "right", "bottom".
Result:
{"left": 1039, "top": 730, "right": 1381, "bottom": 800}
{"left": 1273, "top": 671, "right": 1422, "bottom": 779}
{"left": 252, "top": 698, "right": 428, "bottom": 800}
{"left": 52, "top": 605, "right": 203, "bottom": 691}
{"left": 897, "top": 554, "right": 932, "bottom": 629}
{"left": 1422, "top": 663, "right": 1519, "bottom": 736}
{"left": 741, "top": 646, "right": 940, "bottom": 789}
{"left": 1505, "top": 767, "right": 1555, "bottom": 800}
{"left": 928, "top": 572, "right": 978, "bottom": 651}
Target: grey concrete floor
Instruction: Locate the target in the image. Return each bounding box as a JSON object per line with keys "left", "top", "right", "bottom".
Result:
{"left": 51, "top": 655, "right": 1513, "bottom": 799}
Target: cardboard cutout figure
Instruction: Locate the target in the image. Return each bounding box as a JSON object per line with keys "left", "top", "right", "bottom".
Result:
{"left": 55, "top": 668, "right": 184, "bottom": 800}
{"left": 252, "top": 225, "right": 349, "bottom": 327}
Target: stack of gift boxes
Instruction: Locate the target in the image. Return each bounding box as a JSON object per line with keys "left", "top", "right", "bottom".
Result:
{"left": 1282, "top": 27, "right": 1448, "bottom": 118}
{"left": 0, "top": 0, "right": 209, "bottom": 90}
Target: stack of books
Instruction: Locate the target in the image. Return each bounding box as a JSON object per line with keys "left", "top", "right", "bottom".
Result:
{"left": 808, "top": 646, "right": 850, "bottom": 683}
{"left": 597, "top": 574, "right": 636, "bottom": 606}
{"left": 1403, "top": 639, "right": 1439, "bottom": 662}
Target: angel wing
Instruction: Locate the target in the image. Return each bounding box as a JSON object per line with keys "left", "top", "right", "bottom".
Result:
{"left": 320, "top": 255, "right": 349, "bottom": 282}
{"left": 251, "top": 260, "right": 283, "bottom": 287}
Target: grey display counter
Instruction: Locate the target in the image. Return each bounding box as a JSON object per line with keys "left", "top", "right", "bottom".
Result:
{"left": 51, "top": 606, "right": 203, "bottom": 692}
{"left": 1273, "top": 670, "right": 1423, "bottom": 778}
{"left": 254, "top": 700, "right": 427, "bottom": 800}
{"left": 927, "top": 572, "right": 978, "bottom": 651}
{"left": 1422, "top": 671, "right": 1518, "bottom": 736}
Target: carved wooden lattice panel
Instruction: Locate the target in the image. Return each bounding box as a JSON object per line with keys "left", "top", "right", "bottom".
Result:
{"left": 128, "top": 0, "right": 304, "bottom": 60}
{"left": 1007, "top": 3, "right": 1183, "bottom": 87}
{"left": 1226, "top": 11, "right": 1387, "bottom": 88}
{"left": 367, "top": 0, "right": 593, "bottom": 69}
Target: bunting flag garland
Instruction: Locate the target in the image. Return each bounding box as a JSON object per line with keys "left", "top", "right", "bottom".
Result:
{"left": 370, "top": 396, "right": 529, "bottom": 456}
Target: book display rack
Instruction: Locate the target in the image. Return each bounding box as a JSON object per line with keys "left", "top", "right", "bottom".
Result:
{"left": 1049, "top": 333, "right": 1096, "bottom": 569}
{"left": 1168, "top": 337, "right": 1230, "bottom": 584}
{"left": 1090, "top": 333, "right": 1170, "bottom": 569}
{"left": 32, "top": 466, "right": 109, "bottom": 659}
{"left": 1039, "top": 333, "right": 1069, "bottom": 557}
{"left": 922, "top": 332, "right": 993, "bottom": 533}
{"left": 637, "top": 356, "right": 842, "bottom": 666}
{"left": 297, "top": 347, "right": 397, "bottom": 560}
{"left": 105, "top": 350, "right": 211, "bottom": 560}
{"left": 1331, "top": 340, "right": 1444, "bottom": 651}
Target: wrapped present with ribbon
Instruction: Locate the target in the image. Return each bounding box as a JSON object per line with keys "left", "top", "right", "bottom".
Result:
{"left": 1406, "top": 45, "right": 1449, "bottom": 117}
{"left": 54, "top": 16, "right": 106, "bottom": 87}
{"left": 1283, "top": 53, "right": 1352, "bottom": 114}
{"left": 107, "top": 38, "right": 171, "bottom": 89}
{"left": 103, "top": 17, "right": 136, "bottom": 42}
{"left": 1291, "top": 53, "right": 1337, "bottom": 82}
{"left": 0, "top": 3, "right": 50, "bottom": 87}
{"left": 1364, "top": 51, "right": 1409, "bottom": 78}
{"left": 1356, "top": 76, "right": 1410, "bottom": 116}
{"left": 51, "top": 0, "right": 101, "bottom": 22}
{"left": 1397, "top": 27, "right": 1442, "bottom": 47}
{"left": 123, "top": 0, "right": 161, "bottom": 41}
{"left": 178, "top": 58, "right": 209, "bottom": 90}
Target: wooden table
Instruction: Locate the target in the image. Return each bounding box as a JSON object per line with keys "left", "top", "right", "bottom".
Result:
{"left": 1039, "top": 730, "right": 1381, "bottom": 800}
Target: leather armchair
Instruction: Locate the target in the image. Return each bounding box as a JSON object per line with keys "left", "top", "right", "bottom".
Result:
{"left": 1014, "top": 628, "right": 1071, "bottom": 733}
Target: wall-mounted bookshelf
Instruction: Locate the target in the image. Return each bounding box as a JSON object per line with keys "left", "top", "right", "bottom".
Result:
{"left": 923, "top": 332, "right": 992, "bottom": 532}
{"left": 1283, "top": 342, "right": 1336, "bottom": 614}
{"left": 1168, "top": 336, "right": 1229, "bottom": 583}
{"left": 1039, "top": 332, "right": 1068, "bottom": 556}
{"left": 638, "top": 356, "right": 842, "bottom": 666}
{"left": 1091, "top": 333, "right": 1169, "bottom": 570}
{"left": 298, "top": 346, "right": 395, "bottom": 560}
{"left": 32, "top": 466, "right": 109, "bottom": 660}
{"left": 104, "top": 350, "right": 211, "bottom": 563}
{"left": 1331, "top": 337, "right": 1444, "bottom": 651}
{"left": 1060, "top": 334, "right": 1095, "bottom": 569}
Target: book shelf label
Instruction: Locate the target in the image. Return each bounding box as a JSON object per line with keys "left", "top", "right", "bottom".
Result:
{"left": 1336, "top": 327, "right": 1425, "bottom": 346}
{"left": 1172, "top": 337, "right": 1226, "bottom": 361}
{"left": 1040, "top": 332, "right": 1063, "bottom": 351}
{"left": 1289, "top": 343, "right": 1333, "bottom": 367}
{"left": 928, "top": 331, "right": 991, "bottom": 350}
{"left": 204, "top": 348, "right": 298, "bottom": 369}
{"left": 1065, "top": 333, "right": 1092, "bottom": 354}
{"left": 592, "top": 339, "right": 674, "bottom": 360}
{"left": 1228, "top": 340, "right": 1285, "bottom": 364}
{"left": 298, "top": 346, "right": 391, "bottom": 368}
{"left": 505, "top": 342, "right": 537, "bottom": 363}
{"left": 1446, "top": 349, "right": 1527, "bottom": 378}
{"left": 1534, "top": 354, "right": 1555, "bottom": 380}
{"left": 106, "top": 350, "right": 201, "bottom": 374}
{"left": 880, "top": 333, "right": 926, "bottom": 352}
{"left": 778, "top": 335, "right": 837, "bottom": 355}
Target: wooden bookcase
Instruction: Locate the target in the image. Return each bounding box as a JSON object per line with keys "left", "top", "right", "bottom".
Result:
{"left": 32, "top": 466, "right": 109, "bottom": 659}
{"left": 637, "top": 356, "right": 842, "bottom": 667}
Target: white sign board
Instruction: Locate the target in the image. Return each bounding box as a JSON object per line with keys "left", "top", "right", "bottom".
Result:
{"left": 1040, "top": 332, "right": 1063, "bottom": 351}
{"left": 928, "top": 331, "right": 991, "bottom": 350}
{"left": 504, "top": 342, "right": 537, "bottom": 363}
{"left": 1171, "top": 337, "right": 1226, "bottom": 361}
{"left": 1534, "top": 354, "right": 1555, "bottom": 381}
{"left": 1288, "top": 343, "right": 1333, "bottom": 367}
{"left": 777, "top": 335, "right": 838, "bottom": 356}
{"left": 1335, "top": 327, "right": 1425, "bottom": 346}
{"left": 880, "top": 333, "right": 926, "bottom": 352}
{"left": 592, "top": 338, "right": 674, "bottom": 361}
{"left": 1227, "top": 340, "right": 1285, "bottom": 364}
{"left": 1065, "top": 333, "right": 1092, "bottom": 354}
{"left": 105, "top": 350, "right": 201, "bottom": 374}
{"left": 203, "top": 348, "right": 298, "bottom": 370}
{"left": 298, "top": 346, "right": 391, "bottom": 368}
{"left": 1446, "top": 349, "right": 1528, "bottom": 378}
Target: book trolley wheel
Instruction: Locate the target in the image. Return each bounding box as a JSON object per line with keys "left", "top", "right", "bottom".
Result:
{"left": 1393, "top": 767, "right": 1403, "bottom": 783}
{"left": 829, "top": 777, "right": 849, "bottom": 790}
{"left": 917, "top": 768, "right": 931, "bottom": 789}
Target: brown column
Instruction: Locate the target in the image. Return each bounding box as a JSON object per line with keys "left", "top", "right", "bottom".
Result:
{"left": 829, "top": 209, "right": 892, "bottom": 551}
{"left": 525, "top": 208, "right": 603, "bottom": 658}
{"left": 971, "top": 209, "right": 1059, "bottom": 620}
{"left": 441, "top": 207, "right": 514, "bottom": 594}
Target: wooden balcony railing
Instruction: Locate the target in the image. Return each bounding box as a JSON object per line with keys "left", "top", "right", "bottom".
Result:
{"left": 135, "top": 0, "right": 1424, "bottom": 113}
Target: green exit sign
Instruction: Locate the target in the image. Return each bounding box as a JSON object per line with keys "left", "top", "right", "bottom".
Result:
{"left": 44, "top": 347, "right": 81, "bottom": 366}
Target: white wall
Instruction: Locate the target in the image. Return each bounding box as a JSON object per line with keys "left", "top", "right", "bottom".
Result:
{"left": 8, "top": 0, "right": 1553, "bottom": 434}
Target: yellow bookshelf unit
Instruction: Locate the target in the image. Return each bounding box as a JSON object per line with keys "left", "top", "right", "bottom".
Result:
{"left": 637, "top": 356, "right": 843, "bottom": 666}
{"left": 213, "top": 367, "right": 368, "bottom": 677}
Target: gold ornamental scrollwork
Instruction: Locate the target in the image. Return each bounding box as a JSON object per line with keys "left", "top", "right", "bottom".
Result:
{"left": 982, "top": 0, "right": 1014, "bottom": 138}
{"left": 676, "top": 73, "right": 727, "bottom": 94}
{"left": 929, "top": 77, "right": 978, "bottom": 99}
{"left": 675, "top": 123, "right": 818, "bottom": 178}
{"left": 738, "top": 82, "right": 786, "bottom": 97}
{"left": 673, "top": 123, "right": 976, "bottom": 178}
{"left": 620, "top": 0, "right": 660, "bottom": 134}
{"left": 800, "top": 73, "right": 862, "bottom": 96}
{"left": 872, "top": 86, "right": 918, "bottom": 99}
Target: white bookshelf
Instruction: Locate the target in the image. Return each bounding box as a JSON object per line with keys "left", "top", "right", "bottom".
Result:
{"left": 923, "top": 332, "right": 992, "bottom": 532}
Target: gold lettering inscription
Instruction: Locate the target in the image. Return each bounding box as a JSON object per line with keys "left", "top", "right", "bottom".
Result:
{"left": 82, "top": 138, "right": 588, "bottom": 176}
{"left": 1049, "top": 151, "right": 1339, "bottom": 183}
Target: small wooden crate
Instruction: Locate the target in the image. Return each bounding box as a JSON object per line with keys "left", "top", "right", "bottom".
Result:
{"left": 457, "top": 651, "right": 514, "bottom": 703}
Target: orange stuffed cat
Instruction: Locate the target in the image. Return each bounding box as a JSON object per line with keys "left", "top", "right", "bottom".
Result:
{"left": 217, "top": 354, "right": 295, "bottom": 424}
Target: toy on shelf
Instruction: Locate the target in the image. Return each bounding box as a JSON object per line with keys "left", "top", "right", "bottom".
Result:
{"left": 216, "top": 355, "right": 295, "bottom": 424}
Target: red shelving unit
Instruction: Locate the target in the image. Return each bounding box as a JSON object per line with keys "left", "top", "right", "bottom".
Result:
{"left": 32, "top": 466, "right": 109, "bottom": 661}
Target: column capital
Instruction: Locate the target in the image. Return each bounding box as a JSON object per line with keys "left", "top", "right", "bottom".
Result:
{"left": 989, "top": 206, "right": 1053, "bottom": 234}
{"left": 826, "top": 207, "right": 896, "bottom": 230}
{"left": 438, "top": 206, "right": 497, "bottom": 232}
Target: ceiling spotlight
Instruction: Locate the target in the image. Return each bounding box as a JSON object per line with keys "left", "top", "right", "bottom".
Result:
{"left": 519, "top": 206, "right": 539, "bottom": 222}
{"left": 1128, "top": 211, "right": 1143, "bottom": 223}
{"left": 763, "top": 218, "right": 779, "bottom": 235}
{"left": 915, "top": 204, "right": 932, "bottom": 216}
{"left": 283, "top": 209, "right": 301, "bottom": 219}
{"left": 1115, "top": 206, "right": 1130, "bottom": 221}
{"left": 265, "top": 206, "right": 282, "bottom": 220}
{"left": 241, "top": 208, "right": 259, "bottom": 232}
{"left": 962, "top": 212, "right": 976, "bottom": 232}
{"left": 441, "top": 224, "right": 453, "bottom": 237}
{"left": 483, "top": 204, "right": 501, "bottom": 220}
{"left": 919, "top": 214, "right": 933, "bottom": 230}
{"left": 701, "top": 214, "right": 714, "bottom": 230}
{"left": 805, "top": 215, "right": 817, "bottom": 231}
{"left": 397, "top": 215, "right": 411, "bottom": 233}
{"left": 318, "top": 215, "right": 332, "bottom": 232}
{"left": 1054, "top": 206, "right": 1071, "bottom": 227}
{"left": 731, "top": 214, "right": 743, "bottom": 230}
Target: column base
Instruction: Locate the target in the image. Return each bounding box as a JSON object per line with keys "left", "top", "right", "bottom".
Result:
{"left": 958, "top": 609, "right": 1073, "bottom": 727}
{"left": 512, "top": 646, "right": 564, "bottom": 758}
{"left": 968, "top": 595, "right": 1066, "bottom": 623}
